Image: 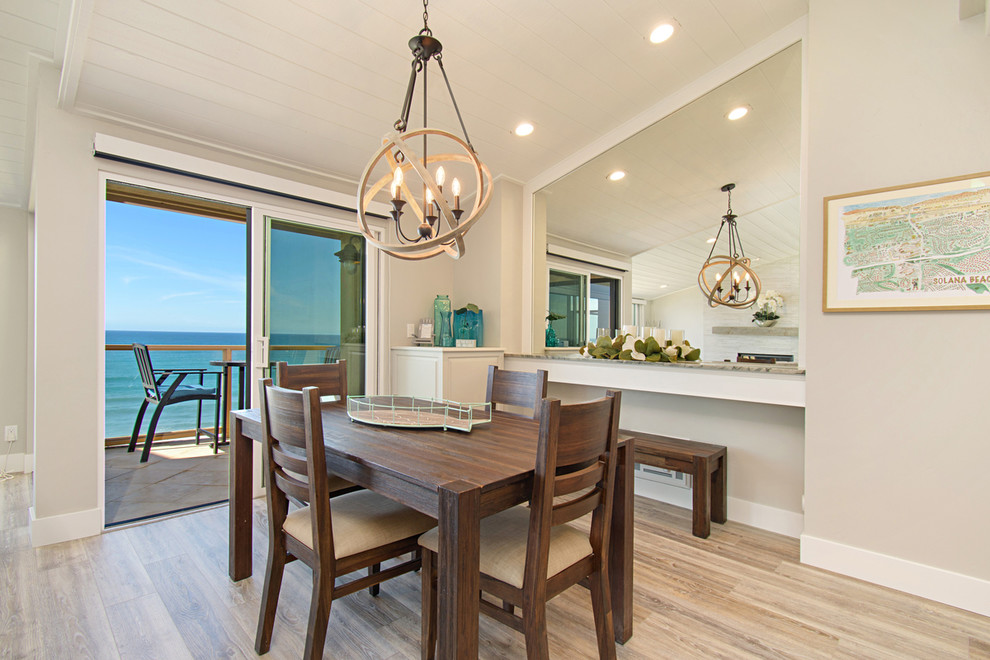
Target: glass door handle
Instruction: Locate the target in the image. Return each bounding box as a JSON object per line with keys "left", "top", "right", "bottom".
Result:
{"left": 254, "top": 336, "right": 269, "bottom": 369}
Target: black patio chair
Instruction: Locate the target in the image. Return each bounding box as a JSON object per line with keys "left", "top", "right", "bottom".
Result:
{"left": 127, "top": 343, "right": 222, "bottom": 463}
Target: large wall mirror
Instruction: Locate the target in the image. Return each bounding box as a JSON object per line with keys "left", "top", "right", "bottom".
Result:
{"left": 534, "top": 42, "right": 802, "bottom": 363}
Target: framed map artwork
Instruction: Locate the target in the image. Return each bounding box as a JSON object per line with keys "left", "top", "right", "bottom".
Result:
{"left": 824, "top": 171, "right": 990, "bottom": 311}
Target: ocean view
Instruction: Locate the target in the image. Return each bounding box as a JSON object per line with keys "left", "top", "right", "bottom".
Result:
{"left": 105, "top": 330, "right": 339, "bottom": 438}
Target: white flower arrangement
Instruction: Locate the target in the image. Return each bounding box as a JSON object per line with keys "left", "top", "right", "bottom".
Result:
{"left": 753, "top": 290, "right": 784, "bottom": 321}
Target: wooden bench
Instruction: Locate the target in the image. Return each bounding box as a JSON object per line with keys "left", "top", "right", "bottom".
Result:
{"left": 620, "top": 429, "right": 727, "bottom": 539}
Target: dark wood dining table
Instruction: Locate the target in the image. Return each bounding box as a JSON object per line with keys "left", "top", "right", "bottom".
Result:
{"left": 227, "top": 402, "right": 634, "bottom": 658}
{"left": 209, "top": 358, "right": 246, "bottom": 444}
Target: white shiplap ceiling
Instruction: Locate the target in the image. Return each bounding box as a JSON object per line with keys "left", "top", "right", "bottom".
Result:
{"left": 542, "top": 42, "right": 802, "bottom": 300}
{"left": 0, "top": 0, "right": 61, "bottom": 207}
{"left": 1, "top": 0, "right": 807, "bottom": 213}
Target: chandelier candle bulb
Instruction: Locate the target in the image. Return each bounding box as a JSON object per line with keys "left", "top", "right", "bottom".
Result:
{"left": 452, "top": 177, "right": 460, "bottom": 209}
{"left": 392, "top": 166, "right": 403, "bottom": 200}
{"left": 435, "top": 166, "right": 445, "bottom": 189}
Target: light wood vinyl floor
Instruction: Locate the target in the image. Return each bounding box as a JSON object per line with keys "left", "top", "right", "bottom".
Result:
{"left": 2, "top": 472, "right": 988, "bottom": 659}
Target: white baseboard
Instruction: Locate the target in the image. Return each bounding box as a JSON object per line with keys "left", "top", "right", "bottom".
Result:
{"left": 0, "top": 452, "right": 34, "bottom": 474}
{"left": 634, "top": 476, "right": 804, "bottom": 538}
{"left": 728, "top": 497, "right": 804, "bottom": 538}
{"left": 801, "top": 534, "right": 990, "bottom": 618}
{"left": 29, "top": 505, "right": 102, "bottom": 547}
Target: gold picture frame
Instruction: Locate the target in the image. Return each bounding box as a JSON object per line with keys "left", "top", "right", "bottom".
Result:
{"left": 823, "top": 170, "right": 990, "bottom": 312}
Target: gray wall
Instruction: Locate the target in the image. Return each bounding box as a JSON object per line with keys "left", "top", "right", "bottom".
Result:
{"left": 804, "top": 0, "right": 990, "bottom": 588}
{"left": 0, "top": 206, "right": 29, "bottom": 461}
{"left": 551, "top": 382, "right": 805, "bottom": 522}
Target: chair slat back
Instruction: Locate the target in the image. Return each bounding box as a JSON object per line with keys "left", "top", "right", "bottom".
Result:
{"left": 486, "top": 366, "right": 548, "bottom": 418}
{"left": 132, "top": 343, "right": 161, "bottom": 401}
{"left": 276, "top": 360, "right": 348, "bottom": 401}
{"left": 525, "top": 391, "right": 621, "bottom": 586}
{"left": 259, "top": 379, "right": 331, "bottom": 527}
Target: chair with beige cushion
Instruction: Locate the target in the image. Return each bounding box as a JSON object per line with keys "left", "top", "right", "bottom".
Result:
{"left": 255, "top": 379, "right": 435, "bottom": 659}
{"left": 419, "top": 390, "right": 622, "bottom": 659}
{"left": 485, "top": 365, "right": 549, "bottom": 419}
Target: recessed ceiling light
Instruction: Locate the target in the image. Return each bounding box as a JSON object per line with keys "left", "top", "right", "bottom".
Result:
{"left": 706, "top": 237, "right": 716, "bottom": 244}
{"left": 514, "top": 122, "right": 534, "bottom": 136}
{"left": 607, "top": 170, "right": 626, "bottom": 182}
{"left": 727, "top": 106, "right": 750, "bottom": 121}
{"left": 660, "top": 284, "right": 669, "bottom": 289}
{"left": 649, "top": 23, "right": 675, "bottom": 44}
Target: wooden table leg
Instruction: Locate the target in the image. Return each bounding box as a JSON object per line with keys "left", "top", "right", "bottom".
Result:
{"left": 229, "top": 416, "right": 253, "bottom": 581}
{"left": 609, "top": 440, "right": 634, "bottom": 644}
{"left": 692, "top": 454, "right": 712, "bottom": 538}
{"left": 437, "top": 480, "right": 481, "bottom": 659}
{"left": 711, "top": 454, "right": 727, "bottom": 525}
{"left": 221, "top": 366, "right": 233, "bottom": 443}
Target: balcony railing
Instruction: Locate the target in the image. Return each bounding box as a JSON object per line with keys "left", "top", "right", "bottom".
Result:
{"left": 104, "top": 344, "right": 334, "bottom": 446}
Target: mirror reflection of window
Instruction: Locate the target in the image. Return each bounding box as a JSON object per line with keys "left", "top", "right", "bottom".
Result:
{"left": 548, "top": 269, "right": 587, "bottom": 347}
{"left": 590, "top": 275, "right": 620, "bottom": 339}
{"left": 631, "top": 299, "right": 646, "bottom": 327}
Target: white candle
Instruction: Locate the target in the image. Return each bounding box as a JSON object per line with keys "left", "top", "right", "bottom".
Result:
{"left": 670, "top": 329, "right": 684, "bottom": 345}
{"left": 391, "top": 166, "right": 403, "bottom": 201}
{"left": 651, "top": 328, "right": 667, "bottom": 344}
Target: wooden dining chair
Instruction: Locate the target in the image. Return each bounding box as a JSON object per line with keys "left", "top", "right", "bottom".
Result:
{"left": 276, "top": 360, "right": 348, "bottom": 401}
{"left": 485, "top": 365, "right": 549, "bottom": 419}
{"left": 274, "top": 361, "right": 361, "bottom": 506}
{"left": 255, "top": 379, "right": 435, "bottom": 659}
{"left": 419, "top": 389, "right": 622, "bottom": 659}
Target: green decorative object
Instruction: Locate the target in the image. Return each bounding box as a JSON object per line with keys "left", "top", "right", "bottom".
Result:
{"left": 433, "top": 294, "right": 453, "bottom": 347}
{"left": 579, "top": 332, "right": 701, "bottom": 362}
{"left": 545, "top": 311, "right": 566, "bottom": 348}
{"left": 454, "top": 303, "right": 484, "bottom": 345}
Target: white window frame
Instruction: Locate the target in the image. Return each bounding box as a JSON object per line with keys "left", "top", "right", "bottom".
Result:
{"left": 546, "top": 255, "right": 624, "bottom": 343}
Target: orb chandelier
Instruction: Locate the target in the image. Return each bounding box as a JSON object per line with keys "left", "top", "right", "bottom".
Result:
{"left": 356, "top": 0, "right": 492, "bottom": 260}
{"left": 698, "top": 183, "right": 761, "bottom": 309}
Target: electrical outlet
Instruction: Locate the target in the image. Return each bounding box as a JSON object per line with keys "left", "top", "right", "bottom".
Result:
{"left": 4, "top": 426, "right": 16, "bottom": 443}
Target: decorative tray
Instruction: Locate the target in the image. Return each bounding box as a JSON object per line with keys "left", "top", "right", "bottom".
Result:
{"left": 346, "top": 395, "right": 491, "bottom": 432}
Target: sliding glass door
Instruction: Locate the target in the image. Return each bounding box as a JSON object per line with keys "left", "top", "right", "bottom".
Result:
{"left": 250, "top": 210, "right": 369, "bottom": 398}
{"left": 547, "top": 262, "right": 622, "bottom": 346}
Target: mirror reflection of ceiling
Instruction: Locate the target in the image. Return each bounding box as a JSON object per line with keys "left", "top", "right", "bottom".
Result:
{"left": 542, "top": 43, "right": 801, "bottom": 301}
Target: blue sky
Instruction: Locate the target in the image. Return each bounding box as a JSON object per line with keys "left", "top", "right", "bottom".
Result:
{"left": 106, "top": 203, "right": 347, "bottom": 336}
{"left": 105, "top": 202, "right": 246, "bottom": 332}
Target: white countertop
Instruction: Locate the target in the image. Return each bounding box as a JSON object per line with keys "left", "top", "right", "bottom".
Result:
{"left": 505, "top": 353, "right": 805, "bottom": 408}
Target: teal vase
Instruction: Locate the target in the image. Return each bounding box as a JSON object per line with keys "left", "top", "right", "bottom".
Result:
{"left": 433, "top": 295, "right": 453, "bottom": 347}
{"left": 545, "top": 325, "right": 558, "bottom": 347}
